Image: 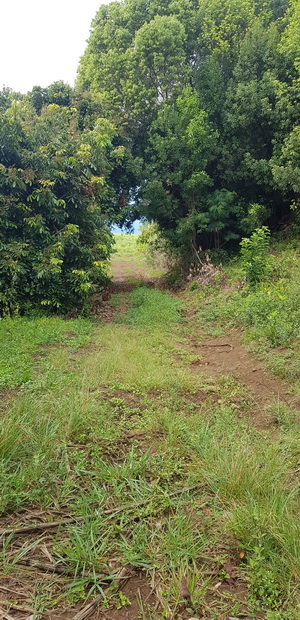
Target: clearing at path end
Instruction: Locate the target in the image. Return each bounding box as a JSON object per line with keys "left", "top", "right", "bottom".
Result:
{"left": 110, "top": 233, "right": 166, "bottom": 290}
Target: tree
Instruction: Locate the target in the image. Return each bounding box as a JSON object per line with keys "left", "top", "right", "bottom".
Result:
{"left": 76, "top": 0, "right": 300, "bottom": 257}
{"left": 130, "top": 16, "right": 189, "bottom": 108}
{"left": 0, "top": 94, "right": 120, "bottom": 314}
{"left": 140, "top": 88, "right": 219, "bottom": 255}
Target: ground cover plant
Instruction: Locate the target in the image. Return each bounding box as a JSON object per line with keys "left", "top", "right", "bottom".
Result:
{"left": 0, "top": 236, "right": 300, "bottom": 618}
{"left": 0, "top": 316, "right": 92, "bottom": 389}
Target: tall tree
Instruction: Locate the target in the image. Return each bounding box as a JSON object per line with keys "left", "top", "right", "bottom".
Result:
{"left": 0, "top": 91, "right": 121, "bottom": 314}
{"left": 77, "top": 0, "right": 300, "bottom": 254}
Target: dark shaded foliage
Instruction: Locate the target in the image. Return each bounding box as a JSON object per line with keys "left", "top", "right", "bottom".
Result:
{"left": 77, "top": 0, "right": 300, "bottom": 256}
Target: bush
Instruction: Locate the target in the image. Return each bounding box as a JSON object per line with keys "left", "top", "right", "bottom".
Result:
{"left": 0, "top": 95, "right": 117, "bottom": 314}
{"left": 240, "top": 227, "right": 272, "bottom": 286}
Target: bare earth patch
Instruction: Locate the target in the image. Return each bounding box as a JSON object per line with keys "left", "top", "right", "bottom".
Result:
{"left": 186, "top": 328, "right": 300, "bottom": 429}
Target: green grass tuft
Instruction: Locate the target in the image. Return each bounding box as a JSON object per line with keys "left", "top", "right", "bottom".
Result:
{"left": 0, "top": 317, "right": 93, "bottom": 389}
{"left": 124, "top": 287, "right": 182, "bottom": 327}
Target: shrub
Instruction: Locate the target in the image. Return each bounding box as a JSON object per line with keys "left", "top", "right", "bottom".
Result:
{"left": 0, "top": 96, "right": 118, "bottom": 314}
{"left": 240, "top": 227, "right": 272, "bottom": 286}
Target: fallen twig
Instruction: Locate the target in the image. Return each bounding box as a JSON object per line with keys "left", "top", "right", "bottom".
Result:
{"left": 198, "top": 343, "right": 232, "bottom": 350}
{"left": 3, "top": 606, "right": 34, "bottom": 614}
{"left": 0, "top": 604, "right": 65, "bottom": 619}
{"left": 0, "top": 484, "right": 202, "bottom": 537}
{"left": 0, "top": 585, "right": 28, "bottom": 598}
{"left": 114, "top": 566, "right": 130, "bottom": 588}
{"left": 72, "top": 595, "right": 103, "bottom": 620}
{"left": 0, "top": 608, "right": 15, "bottom": 620}
{"left": 40, "top": 542, "right": 54, "bottom": 563}
{"left": 16, "top": 558, "right": 88, "bottom": 576}
{"left": 0, "top": 516, "right": 78, "bottom": 536}
{"left": 15, "top": 558, "right": 121, "bottom": 582}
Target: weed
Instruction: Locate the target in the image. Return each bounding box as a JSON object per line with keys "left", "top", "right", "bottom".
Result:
{"left": 247, "top": 545, "right": 282, "bottom": 610}
{"left": 115, "top": 591, "right": 131, "bottom": 608}
{"left": 240, "top": 226, "right": 272, "bottom": 285}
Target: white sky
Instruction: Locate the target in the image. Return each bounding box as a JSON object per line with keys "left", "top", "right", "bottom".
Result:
{"left": 1, "top": 0, "right": 106, "bottom": 93}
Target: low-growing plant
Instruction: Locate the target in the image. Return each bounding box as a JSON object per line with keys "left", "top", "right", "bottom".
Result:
{"left": 124, "top": 287, "right": 182, "bottom": 327}
{"left": 240, "top": 226, "right": 272, "bottom": 285}
{"left": 247, "top": 545, "right": 282, "bottom": 611}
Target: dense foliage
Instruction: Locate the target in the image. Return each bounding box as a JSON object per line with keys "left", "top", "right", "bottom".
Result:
{"left": 0, "top": 83, "right": 124, "bottom": 313}
{"left": 78, "top": 0, "right": 300, "bottom": 257}
{"left": 1, "top": 0, "right": 300, "bottom": 311}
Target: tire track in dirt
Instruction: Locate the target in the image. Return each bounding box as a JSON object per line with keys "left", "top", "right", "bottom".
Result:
{"left": 103, "top": 263, "right": 300, "bottom": 429}
{"left": 181, "top": 315, "right": 300, "bottom": 429}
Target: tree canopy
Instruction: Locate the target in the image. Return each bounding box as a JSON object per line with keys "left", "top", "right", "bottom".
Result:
{"left": 1, "top": 0, "right": 300, "bottom": 312}
{"left": 77, "top": 0, "right": 300, "bottom": 256}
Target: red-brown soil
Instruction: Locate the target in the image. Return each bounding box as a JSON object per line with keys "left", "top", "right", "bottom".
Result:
{"left": 185, "top": 328, "right": 300, "bottom": 429}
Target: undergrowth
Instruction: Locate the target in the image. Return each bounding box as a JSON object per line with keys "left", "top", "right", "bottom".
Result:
{"left": 194, "top": 242, "right": 300, "bottom": 383}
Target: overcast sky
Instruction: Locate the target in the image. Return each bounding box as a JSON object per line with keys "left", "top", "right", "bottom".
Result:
{"left": 1, "top": 0, "right": 106, "bottom": 93}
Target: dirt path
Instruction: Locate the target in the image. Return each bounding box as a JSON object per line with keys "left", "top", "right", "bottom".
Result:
{"left": 1, "top": 265, "right": 299, "bottom": 620}
{"left": 111, "top": 256, "right": 150, "bottom": 284}
{"left": 107, "top": 263, "right": 299, "bottom": 430}
{"left": 110, "top": 251, "right": 165, "bottom": 291}
{"left": 182, "top": 325, "right": 300, "bottom": 429}
{"left": 86, "top": 264, "right": 300, "bottom": 616}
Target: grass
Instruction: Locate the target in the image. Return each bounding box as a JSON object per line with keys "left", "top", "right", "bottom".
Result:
{"left": 112, "top": 233, "right": 143, "bottom": 258}
{"left": 0, "top": 252, "right": 300, "bottom": 617}
{"left": 111, "top": 233, "right": 166, "bottom": 279}
{"left": 124, "top": 286, "right": 182, "bottom": 327}
{"left": 0, "top": 316, "right": 92, "bottom": 389}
